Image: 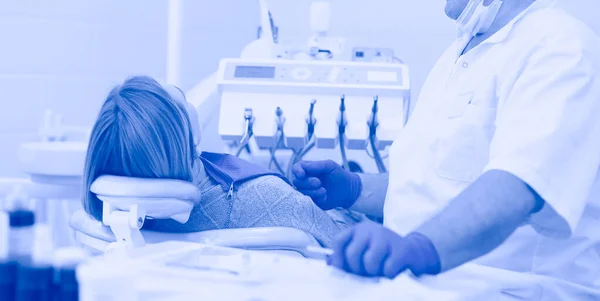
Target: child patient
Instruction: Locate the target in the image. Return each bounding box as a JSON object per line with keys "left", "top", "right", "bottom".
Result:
{"left": 82, "top": 76, "right": 353, "bottom": 247}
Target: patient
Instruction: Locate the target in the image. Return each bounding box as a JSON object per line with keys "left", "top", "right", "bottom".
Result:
{"left": 82, "top": 76, "right": 354, "bottom": 247}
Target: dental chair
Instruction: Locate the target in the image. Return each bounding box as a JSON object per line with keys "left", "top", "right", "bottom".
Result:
{"left": 69, "top": 176, "right": 324, "bottom": 259}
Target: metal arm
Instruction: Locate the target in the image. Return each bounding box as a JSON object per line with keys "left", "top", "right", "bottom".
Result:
{"left": 337, "top": 95, "right": 350, "bottom": 170}
{"left": 367, "top": 96, "right": 387, "bottom": 173}
{"left": 235, "top": 108, "right": 255, "bottom": 157}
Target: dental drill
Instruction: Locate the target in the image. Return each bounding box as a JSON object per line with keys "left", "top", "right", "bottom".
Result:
{"left": 287, "top": 99, "right": 317, "bottom": 180}
{"left": 367, "top": 96, "right": 387, "bottom": 173}
{"left": 235, "top": 108, "right": 255, "bottom": 157}
{"left": 269, "top": 107, "right": 286, "bottom": 174}
{"left": 300, "top": 99, "right": 317, "bottom": 158}
{"left": 337, "top": 95, "right": 350, "bottom": 171}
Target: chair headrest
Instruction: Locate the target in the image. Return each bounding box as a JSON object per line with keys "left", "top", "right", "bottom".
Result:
{"left": 91, "top": 176, "right": 201, "bottom": 223}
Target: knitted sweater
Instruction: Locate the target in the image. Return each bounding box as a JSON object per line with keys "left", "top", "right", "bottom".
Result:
{"left": 143, "top": 174, "right": 360, "bottom": 247}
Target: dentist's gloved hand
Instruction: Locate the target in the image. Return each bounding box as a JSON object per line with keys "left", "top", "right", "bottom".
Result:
{"left": 292, "top": 160, "right": 362, "bottom": 210}
{"left": 327, "top": 222, "right": 441, "bottom": 278}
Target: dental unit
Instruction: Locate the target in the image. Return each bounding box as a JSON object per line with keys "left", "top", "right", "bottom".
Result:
{"left": 216, "top": 58, "right": 409, "bottom": 175}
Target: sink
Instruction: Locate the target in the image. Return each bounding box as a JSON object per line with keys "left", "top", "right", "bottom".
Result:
{"left": 18, "top": 142, "right": 88, "bottom": 186}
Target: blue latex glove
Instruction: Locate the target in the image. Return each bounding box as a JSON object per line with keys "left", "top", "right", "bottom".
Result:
{"left": 292, "top": 160, "right": 362, "bottom": 210}
{"left": 327, "top": 222, "right": 441, "bottom": 278}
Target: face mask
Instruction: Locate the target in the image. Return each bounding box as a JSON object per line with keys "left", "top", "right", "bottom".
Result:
{"left": 456, "top": 0, "right": 504, "bottom": 42}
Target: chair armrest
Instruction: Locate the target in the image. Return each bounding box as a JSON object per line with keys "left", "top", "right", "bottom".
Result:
{"left": 144, "top": 227, "right": 323, "bottom": 258}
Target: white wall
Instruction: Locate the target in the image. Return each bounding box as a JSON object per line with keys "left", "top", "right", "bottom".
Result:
{"left": 0, "top": 0, "right": 260, "bottom": 177}
{"left": 178, "top": 0, "right": 257, "bottom": 91}
{"left": 0, "top": 0, "right": 168, "bottom": 176}
{"left": 0, "top": 0, "right": 599, "bottom": 177}
{"left": 265, "top": 0, "right": 600, "bottom": 101}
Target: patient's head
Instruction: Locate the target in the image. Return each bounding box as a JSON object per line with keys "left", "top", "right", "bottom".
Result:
{"left": 82, "top": 76, "right": 198, "bottom": 220}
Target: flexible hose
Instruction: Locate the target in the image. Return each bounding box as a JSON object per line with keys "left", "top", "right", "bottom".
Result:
{"left": 367, "top": 95, "right": 387, "bottom": 173}
{"left": 339, "top": 136, "right": 350, "bottom": 171}
{"left": 269, "top": 131, "right": 286, "bottom": 174}
{"left": 235, "top": 131, "right": 252, "bottom": 157}
{"left": 365, "top": 144, "right": 389, "bottom": 160}
{"left": 289, "top": 99, "right": 319, "bottom": 179}
{"left": 269, "top": 149, "right": 285, "bottom": 174}
{"left": 286, "top": 152, "right": 298, "bottom": 180}
{"left": 236, "top": 109, "right": 254, "bottom": 157}
{"left": 286, "top": 135, "right": 316, "bottom": 180}
{"left": 235, "top": 144, "right": 246, "bottom": 157}
{"left": 369, "top": 135, "right": 387, "bottom": 173}
{"left": 298, "top": 137, "right": 316, "bottom": 159}
{"left": 235, "top": 132, "right": 251, "bottom": 157}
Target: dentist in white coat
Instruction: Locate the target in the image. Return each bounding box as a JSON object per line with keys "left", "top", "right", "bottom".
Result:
{"left": 292, "top": 0, "right": 600, "bottom": 299}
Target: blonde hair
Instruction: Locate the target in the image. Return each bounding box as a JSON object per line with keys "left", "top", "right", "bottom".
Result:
{"left": 82, "top": 76, "right": 197, "bottom": 220}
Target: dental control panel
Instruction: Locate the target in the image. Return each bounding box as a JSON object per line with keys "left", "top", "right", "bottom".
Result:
{"left": 216, "top": 58, "right": 410, "bottom": 151}
{"left": 223, "top": 62, "right": 404, "bottom": 85}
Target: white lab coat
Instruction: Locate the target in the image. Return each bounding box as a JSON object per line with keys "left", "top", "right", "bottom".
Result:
{"left": 384, "top": 0, "right": 600, "bottom": 299}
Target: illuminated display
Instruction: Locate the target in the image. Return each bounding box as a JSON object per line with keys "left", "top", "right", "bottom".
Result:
{"left": 234, "top": 66, "right": 276, "bottom": 79}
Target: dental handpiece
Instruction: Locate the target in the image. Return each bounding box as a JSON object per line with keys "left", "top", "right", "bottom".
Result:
{"left": 337, "top": 95, "right": 350, "bottom": 170}
{"left": 235, "top": 108, "right": 255, "bottom": 157}
{"left": 301, "top": 99, "right": 318, "bottom": 156}
{"left": 275, "top": 107, "right": 285, "bottom": 130}
{"left": 306, "top": 99, "right": 317, "bottom": 139}
{"left": 338, "top": 95, "right": 347, "bottom": 129}
{"left": 271, "top": 107, "right": 287, "bottom": 152}
{"left": 243, "top": 108, "right": 254, "bottom": 136}
{"left": 368, "top": 96, "right": 379, "bottom": 135}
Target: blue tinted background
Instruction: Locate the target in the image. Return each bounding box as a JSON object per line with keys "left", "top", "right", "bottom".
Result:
{"left": 0, "top": 0, "right": 598, "bottom": 176}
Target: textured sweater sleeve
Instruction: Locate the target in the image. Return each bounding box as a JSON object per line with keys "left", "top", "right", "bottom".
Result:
{"left": 229, "top": 176, "right": 352, "bottom": 247}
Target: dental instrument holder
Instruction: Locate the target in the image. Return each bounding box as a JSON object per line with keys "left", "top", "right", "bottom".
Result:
{"left": 235, "top": 108, "right": 255, "bottom": 157}
{"left": 101, "top": 202, "right": 146, "bottom": 254}
{"left": 337, "top": 95, "right": 350, "bottom": 170}
{"left": 217, "top": 58, "right": 410, "bottom": 173}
